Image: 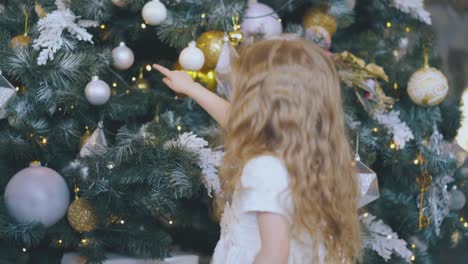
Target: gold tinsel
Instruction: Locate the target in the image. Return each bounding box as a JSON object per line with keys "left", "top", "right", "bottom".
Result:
{"left": 303, "top": 6, "right": 337, "bottom": 37}
{"left": 67, "top": 197, "right": 98, "bottom": 233}
{"left": 196, "top": 31, "right": 225, "bottom": 69}
{"left": 133, "top": 69, "right": 150, "bottom": 91}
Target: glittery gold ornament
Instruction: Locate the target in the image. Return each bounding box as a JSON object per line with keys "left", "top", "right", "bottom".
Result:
{"left": 133, "top": 68, "right": 150, "bottom": 91}
{"left": 67, "top": 197, "right": 98, "bottom": 233}
{"left": 228, "top": 16, "right": 244, "bottom": 46}
{"left": 11, "top": 34, "right": 32, "bottom": 48}
{"left": 303, "top": 6, "right": 337, "bottom": 37}
{"left": 196, "top": 31, "right": 225, "bottom": 69}
{"left": 34, "top": 1, "right": 47, "bottom": 18}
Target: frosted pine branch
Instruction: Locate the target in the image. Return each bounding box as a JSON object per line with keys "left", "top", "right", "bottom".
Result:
{"left": 360, "top": 214, "right": 412, "bottom": 262}
{"left": 165, "top": 132, "right": 223, "bottom": 196}
{"left": 373, "top": 110, "right": 414, "bottom": 149}
{"left": 391, "top": 0, "right": 431, "bottom": 24}
{"left": 32, "top": 0, "right": 97, "bottom": 65}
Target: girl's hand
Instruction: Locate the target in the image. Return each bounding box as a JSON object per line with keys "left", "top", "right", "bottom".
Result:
{"left": 152, "top": 64, "right": 197, "bottom": 95}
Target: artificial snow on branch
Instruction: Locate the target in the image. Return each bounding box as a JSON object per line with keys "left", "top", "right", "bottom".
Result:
{"left": 373, "top": 110, "right": 414, "bottom": 149}
{"left": 360, "top": 213, "right": 413, "bottom": 262}
{"left": 165, "top": 132, "right": 223, "bottom": 196}
{"left": 32, "top": 0, "right": 98, "bottom": 65}
{"left": 390, "top": 0, "right": 431, "bottom": 25}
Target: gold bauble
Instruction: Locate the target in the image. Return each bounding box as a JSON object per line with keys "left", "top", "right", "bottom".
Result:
{"left": 35, "top": 1, "right": 47, "bottom": 18}
{"left": 67, "top": 198, "right": 98, "bottom": 233}
{"left": 80, "top": 129, "right": 92, "bottom": 148}
{"left": 196, "top": 68, "right": 217, "bottom": 92}
{"left": 11, "top": 34, "right": 32, "bottom": 48}
{"left": 407, "top": 67, "right": 449, "bottom": 107}
{"left": 196, "top": 31, "right": 225, "bottom": 69}
{"left": 303, "top": 7, "right": 337, "bottom": 37}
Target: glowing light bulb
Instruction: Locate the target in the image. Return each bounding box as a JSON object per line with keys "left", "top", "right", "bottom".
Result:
{"left": 411, "top": 255, "right": 416, "bottom": 261}
{"left": 405, "top": 26, "right": 411, "bottom": 33}
{"left": 177, "top": 125, "right": 182, "bottom": 131}
{"left": 100, "top": 24, "right": 106, "bottom": 29}
{"left": 386, "top": 22, "right": 392, "bottom": 28}
{"left": 411, "top": 244, "right": 416, "bottom": 249}
{"left": 169, "top": 220, "right": 173, "bottom": 225}
{"left": 146, "top": 65, "right": 152, "bottom": 71}
{"left": 22, "top": 248, "right": 27, "bottom": 252}
{"left": 201, "top": 13, "right": 206, "bottom": 19}
{"left": 387, "top": 235, "right": 392, "bottom": 240}
{"left": 132, "top": 77, "right": 137, "bottom": 81}
{"left": 120, "top": 219, "right": 125, "bottom": 224}
{"left": 141, "top": 23, "right": 147, "bottom": 29}
{"left": 58, "top": 240, "right": 63, "bottom": 244}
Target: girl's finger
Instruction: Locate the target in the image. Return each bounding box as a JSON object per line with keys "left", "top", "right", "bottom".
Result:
{"left": 153, "top": 64, "right": 172, "bottom": 77}
{"left": 162, "top": 77, "right": 173, "bottom": 87}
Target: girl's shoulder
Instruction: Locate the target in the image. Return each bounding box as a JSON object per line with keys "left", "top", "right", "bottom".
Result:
{"left": 241, "top": 155, "right": 289, "bottom": 190}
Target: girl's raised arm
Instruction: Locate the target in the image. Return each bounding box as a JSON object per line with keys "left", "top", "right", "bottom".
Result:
{"left": 153, "top": 64, "right": 230, "bottom": 129}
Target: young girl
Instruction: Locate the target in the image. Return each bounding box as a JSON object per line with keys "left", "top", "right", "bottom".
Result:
{"left": 154, "top": 37, "right": 361, "bottom": 263}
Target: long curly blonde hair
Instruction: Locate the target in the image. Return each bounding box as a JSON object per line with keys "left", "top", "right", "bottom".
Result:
{"left": 220, "top": 38, "right": 361, "bottom": 263}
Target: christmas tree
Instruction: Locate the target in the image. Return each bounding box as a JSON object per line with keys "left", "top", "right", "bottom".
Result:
{"left": 0, "top": 0, "right": 466, "bottom": 263}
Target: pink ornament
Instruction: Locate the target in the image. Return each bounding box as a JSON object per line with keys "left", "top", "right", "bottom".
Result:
{"left": 241, "top": 2, "right": 282, "bottom": 40}
{"left": 365, "top": 91, "right": 373, "bottom": 99}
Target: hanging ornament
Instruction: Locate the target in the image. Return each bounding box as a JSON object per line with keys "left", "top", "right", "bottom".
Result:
{"left": 448, "top": 188, "right": 466, "bottom": 210}
{"left": 67, "top": 186, "right": 98, "bottom": 233}
{"left": 303, "top": 6, "right": 337, "bottom": 37}
{"left": 12, "top": 9, "right": 32, "bottom": 48}
{"left": 196, "top": 31, "right": 225, "bottom": 69}
{"left": 4, "top": 161, "right": 70, "bottom": 227}
{"left": 417, "top": 170, "right": 432, "bottom": 230}
{"left": 228, "top": 16, "right": 244, "bottom": 46}
{"left": 241, "top": 2, "right": 282, "bottom": 41}
{"left": 111, "top": 0, "right": 128, "bottom": 8}
{"left": 80, "top": 121, "right": 107, "bottom": 158}
{"left": 407, "top": 48, "right": 449, "bottom": 107}
{"left": 112, "top": 42, "right": 135, "bottom": 70}
{"left": 179, "top": 41, "right": 205, "bottom": 71}
{"left": 0, "top": 72, "right": 17, "bottom": 119}
{"left": 133, "top": 68, "right": 150, "bottom": 91}
{"left": 215, "top": 41, "right": 239, "bottom": 98}
{"left": 34, "top": 1, "right": 47, "bottom": 18}
{"left": 304, "top": 25, "right": 332, "bottom": 50}
{"left": 80, "top": 127, "right": 92, "bottom": 148}
{"left": 353, "top": 137, "right": 379, "bottom": 208}
{"left": 85, "top": 76, "right": 111, "bottom": 106}
{"left": 197, "top": 68, "right": 217, "bottom": 92}
{"left": 141, "top": 0, "right": 167, "bottom": 26}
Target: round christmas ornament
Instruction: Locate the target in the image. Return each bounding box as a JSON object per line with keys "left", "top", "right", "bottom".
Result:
{"left": 142, "top": 0, "right": 167, "bottom": 26}
{"left": 407, "top": 66, "right": 449, "bottom": 107}
{"left": 303, "top": 7, "right": 337, "bottom": 38}
{"left": 34, "top": 1, "right": 47, "bottom": 17}
{"left": 241, "top": 2, "right": 282, "bottom": 39}
{"left": 449, "top": 189, "right": 466, "bottom": 210}
{"left": 197, "top": 68, "right": 217, "bottom": 92}
{"left": 179, "top": 41, "right": 205, "bottom": 71}
{"left": 196, "top": 31, "right": 225, "bottom": 69}
{"left": 85, "top": 76, "right": 111, "bottom": 106}
{"left": 11, "top": 34, "right": 32, "bottom": 48}
{"left": 67, "top": 197, "right": 98, "bottom": 233}
{"left": 111, "top": 0, "right": 128, "bottom": 8}
{"left": 112, "top": 42, "right": 135, "bottom": 70}
{"left": 4, "top": 161, "right": 70, "bottom": 227}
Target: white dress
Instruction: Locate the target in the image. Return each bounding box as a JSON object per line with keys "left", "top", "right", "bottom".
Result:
{"left": 211, "top": 155, "right": 325, "bottom": 264}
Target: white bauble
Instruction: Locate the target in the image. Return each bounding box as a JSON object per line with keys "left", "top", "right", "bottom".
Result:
{"left": 407, "top": 67, "right": 449, "bottom": 107}
{"left": 241, "top": 2, "right": 282, "bottom": 39}
{"left": 85, "top": 76, "right": 111, "bottom": 106}
{"left": 142, "top": 0, "right": 167, "bottom": 26}
{"left": 111, "top": 0, "right": 128, "bottom": 8}
{"left": 4, "top": 162, "right": 70, "bottom": 227}
{"left": 112, "top": 42, "right": 135, "bottom": 70}
{"left": 179, "top": 41, "right": 205, "bottom": 71}
{"left": 449, "top": 189, "right": 466, "bottom": 210}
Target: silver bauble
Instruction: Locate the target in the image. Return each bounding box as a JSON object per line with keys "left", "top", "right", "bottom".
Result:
{"left": 449, "top": 189, "right": 466, "bottom": 210}
{"left": 4, "top": 162, "right": 70, "bottom": 227}
{"left": 112, "top": 42, "right": 135, "bottom": 70}
{"left": 142, "top": 0, "right": 167, "bottom": 26}
{"left": 85, "top": 76, "right": 111, "bottom": 106}
{"left": 179, "top": 41, "right": 205, "bottom": 71}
